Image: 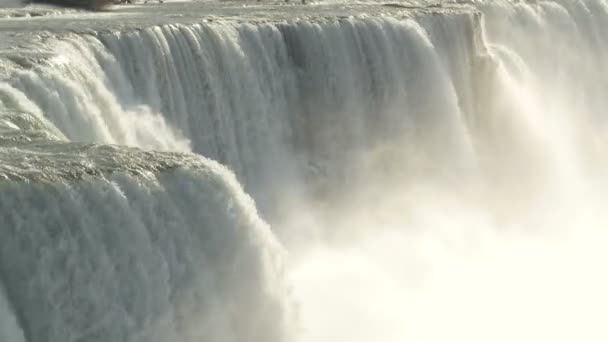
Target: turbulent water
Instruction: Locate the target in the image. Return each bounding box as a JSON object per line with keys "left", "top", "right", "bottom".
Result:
{"left": 1, "top": 0, "right": 608, "bottom": 341}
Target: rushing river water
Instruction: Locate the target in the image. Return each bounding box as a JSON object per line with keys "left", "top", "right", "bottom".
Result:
{"left": 1, "top": 1, "right": 608, "bottom": 341}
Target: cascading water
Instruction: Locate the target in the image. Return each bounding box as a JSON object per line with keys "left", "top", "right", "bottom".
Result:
{"left": 1, "top": 0, "right": 608, "bottom": 341}
{"left": 0, "top": 84, "right": 292, "bottom": 342}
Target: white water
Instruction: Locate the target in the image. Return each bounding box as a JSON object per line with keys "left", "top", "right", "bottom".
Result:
{"left": 2, "top": 0, "right": 608, "bottom": 341}
{"left": 0, "top": 145, "right": 292, "bottom": 342}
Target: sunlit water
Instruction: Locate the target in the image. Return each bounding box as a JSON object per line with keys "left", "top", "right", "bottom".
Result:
{"left": 1, "top": 1, "right": 608, "bottom": 341}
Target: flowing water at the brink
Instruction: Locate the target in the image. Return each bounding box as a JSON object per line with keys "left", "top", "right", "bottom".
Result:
{"left": 1, "top": 0, "right": 608, "bottom": 341}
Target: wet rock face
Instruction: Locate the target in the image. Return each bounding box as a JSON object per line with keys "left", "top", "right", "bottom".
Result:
{"left": 23, "top": 0, "right": 113, "bottom": 11}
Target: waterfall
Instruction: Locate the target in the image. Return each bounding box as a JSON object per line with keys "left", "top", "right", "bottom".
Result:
{"left": 4, "top": 12, "right": 483, "bottom": 213}
{"left": 2, "top": 0, "right": 608, "bottom": 341}
{"left": 0, "top": 142, "right": 292, "bottom": 342}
